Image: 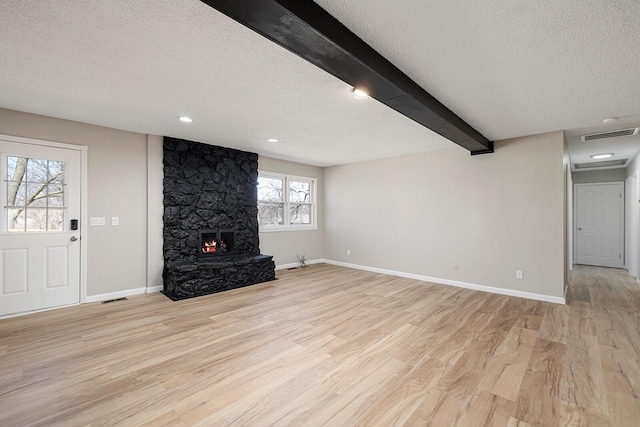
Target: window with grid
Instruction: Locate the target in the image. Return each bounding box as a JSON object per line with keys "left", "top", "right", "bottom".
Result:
{"left": 5, "top": 156, "right": 66, "bottom": 232}
{"left": 257, "top": 172, "right": 316, "bottom": 231}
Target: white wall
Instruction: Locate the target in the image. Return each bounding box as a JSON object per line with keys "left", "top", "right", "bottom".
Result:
{"left": 323, "top": 131, "right": 566, "bottom": 300}
{"left": 0, "top": 108, "right": 156, "bottom": 297}
{"left": 258, "top": 156, "right": 324, "bottom": 266}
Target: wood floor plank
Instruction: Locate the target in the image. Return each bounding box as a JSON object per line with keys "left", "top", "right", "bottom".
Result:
{"left": 514, "top": 337, "right": 566, "bottom": 426}
{"left": 458, "top": 390, "right": 515, "bottom": 427}
{"left": 507, "top": 417, "right": 535, "bottom": 427}
{"left": 435, "top": 327, "right": 509, "bottom": 401}
{"left": 568, "top": 300, "right": 596, "bottom": 336}
{"left": 559, "top": 401, "right": 612, "bottom": 427}
{"left": 598, "top": 341, "right": 640, "bottom": 426}
{"left": 412, "top": 387, "right": 472, "bottom": 426}
{"left": 1, "top": 263, "right": 639, "bottom": 426}
{"left": 560, "top": 331, "right": 608, "bottom": 414}
{"left": 513, "top": 300, "right": 545, "bottom": 331}
{"left": 353, "top": 356, "right": 445, "bottom": 426}
{"left": 539, "top": 303, "right": 569, "bottom": 344}
{"left": 478, "top": 326, "right": 538, "bottom": 401}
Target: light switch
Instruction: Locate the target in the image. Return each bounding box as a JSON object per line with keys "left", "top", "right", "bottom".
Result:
{"left": 112, "top": 217, "right": 119, "bottom": 226}
{"left": 90, "top": 217, "right": 105, "bottom": 226}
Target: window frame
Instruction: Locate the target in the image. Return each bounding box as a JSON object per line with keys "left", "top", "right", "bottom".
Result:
{"left": 258, "top": 171, "right": 317, "bottom": 232}
{"left": 2, "top": 153, "right": 68, "bottom": 234}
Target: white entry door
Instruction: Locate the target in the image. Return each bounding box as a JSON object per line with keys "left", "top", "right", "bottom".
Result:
{"left": 0, "top": 138, "right": 81, "bottom": 316}
{"left": 575, "top": 182, "right": 624, "bottom": 268}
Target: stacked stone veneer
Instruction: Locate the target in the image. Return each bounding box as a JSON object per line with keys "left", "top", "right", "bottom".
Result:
{"left": 163, "top": 137, "right": 275, "bottom": 300}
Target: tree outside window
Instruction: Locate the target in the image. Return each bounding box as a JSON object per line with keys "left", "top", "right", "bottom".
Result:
{"left": 6, "top": 156, "right": 65, "bottom": 232}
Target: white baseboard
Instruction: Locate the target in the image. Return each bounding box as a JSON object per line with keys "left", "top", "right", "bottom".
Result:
{"left": 86, "top": 284, "right": 164, "bottom": 303}
{"left": 322, "top": 259, "right": 566, "bottom": 305}
{"left": 5, "top": 285, "right": 163, "bottom": 317}
{"left": 86, "top": 287, "right": 148, "bottom": 303}
{"left": 275, "top": 258, "right": 324, "bottom": 270}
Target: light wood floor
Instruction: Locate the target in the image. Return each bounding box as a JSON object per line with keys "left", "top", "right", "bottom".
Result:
{"left": 1, "top": 264, "right": 639, "bottom": 426}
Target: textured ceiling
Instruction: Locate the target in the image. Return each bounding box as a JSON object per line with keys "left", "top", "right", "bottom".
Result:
{"left": 314, "top": 0, "right": 640, "bottom": 169}
{"left": 0, "top": 1, "right": 639, "bottom": 167}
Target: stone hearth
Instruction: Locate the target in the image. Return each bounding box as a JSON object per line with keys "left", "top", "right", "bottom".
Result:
{"left": 162, "top": 137, "right": 275, "bottom": 300}
{"left": 163, "top": 255, "right": 275, "bottom": 301}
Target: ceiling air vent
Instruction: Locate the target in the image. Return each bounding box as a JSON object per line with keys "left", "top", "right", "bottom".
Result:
{"left": 580, "top": 128, "right": 639, "bottom": 142}
{"left": 574, "top": 159, "right": 628, "bottom": 169}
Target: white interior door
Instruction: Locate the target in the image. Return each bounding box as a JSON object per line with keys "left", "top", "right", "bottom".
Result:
{"left": 575, "top": 182, "right": 624, "bottom": 268}
{"left": 0, "top": 138, "right": 81, "bottom": 316}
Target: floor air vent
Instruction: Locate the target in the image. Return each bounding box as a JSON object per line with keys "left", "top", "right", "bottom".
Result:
{"left": 580, "top": 128, "right": 639, "bottom": 142}
{"left": 574, "top": 159, "right": 628, "bottom": 169}
{"left": 101, "top": 297, "right": 128, "bottom": 304}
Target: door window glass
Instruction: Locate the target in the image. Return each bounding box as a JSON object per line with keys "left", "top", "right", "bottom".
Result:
{"left": 6, "top": 156, "right": 65, "bottom": 232}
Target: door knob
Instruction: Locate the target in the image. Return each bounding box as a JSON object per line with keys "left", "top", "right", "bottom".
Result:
{"left": 577, "top": 227, "right": 582, "bottom": 231}
{"left": 70, "top": 236, "right": 78, "bottom": 242}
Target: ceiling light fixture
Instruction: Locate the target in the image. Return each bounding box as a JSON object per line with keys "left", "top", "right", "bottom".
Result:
{"left": 352, "top": 88, "right": 369, "bottom": 99}
{"left": 178, "top": 116, "right": 193, "bottom": 123}
{"left": 591, "top": 153, "right": 614, "bottom": 159}
{"left": 602, "top": 117, "right": 617, "bottom": 125}
{"left": 266, "top": 138, "right": 279, "bottom": 143}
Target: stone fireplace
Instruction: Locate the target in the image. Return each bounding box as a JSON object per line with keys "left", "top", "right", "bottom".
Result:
{"left": 162, "top": 137, "right": 275, "bottom": 300}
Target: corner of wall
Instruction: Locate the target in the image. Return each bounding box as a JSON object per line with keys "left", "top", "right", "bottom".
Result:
{"left": 147, "top": 135, "right": 164, "bottom": 289}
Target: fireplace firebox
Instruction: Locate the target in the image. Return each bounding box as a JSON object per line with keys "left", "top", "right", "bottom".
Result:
{"left": 198, "top": 229, "right": 235, "bottom": 257}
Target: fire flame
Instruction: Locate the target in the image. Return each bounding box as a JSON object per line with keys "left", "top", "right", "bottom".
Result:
{"left": 202, "top": 239, "right": 217, "bottom": 253}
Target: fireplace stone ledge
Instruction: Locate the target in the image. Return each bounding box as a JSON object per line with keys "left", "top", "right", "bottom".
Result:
{"left": 162, "top": 254, "right": 276, "bottom": 301}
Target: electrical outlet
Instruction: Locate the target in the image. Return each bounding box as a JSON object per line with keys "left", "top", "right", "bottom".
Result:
{"left": 347, "top": 249, "right": 351, "bottom": 256}
{"left": 516, "top": 270, "right": 523, "bottom": 279}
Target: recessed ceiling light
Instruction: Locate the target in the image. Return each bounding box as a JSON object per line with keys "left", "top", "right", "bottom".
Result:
{"left": 591, "top": 153, "right": 614, "bottom": 159}
{"left": 178, "top": 116, "right": 193, "bottom": 123}
{"left": 352, "top": 88, "right": 369, "bottom": 99}
{"left": 266, "top": 138, "right": 279, "bottom": 143}
{"left": 602, "top": 117, "right": 617, "bottom": 125}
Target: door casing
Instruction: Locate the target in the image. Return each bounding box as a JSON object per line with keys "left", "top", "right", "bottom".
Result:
{"left": 0, "top": 134, "right": 88, "bottom": 317}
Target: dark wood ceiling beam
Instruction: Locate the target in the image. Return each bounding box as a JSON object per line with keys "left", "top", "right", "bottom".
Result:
{"left": 201, "top": 0, "right": 494, "bottom": 154}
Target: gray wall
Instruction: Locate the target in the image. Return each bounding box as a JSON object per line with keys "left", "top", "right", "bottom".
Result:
{"left": 258, "top": 156, "right": 324, "bottom": 266}
{"left": 0, "top": 108, "right": 567, "bottom": 301}
{"left": 572, "top": 168, "right": 626, "bottom": 184}
{"left": 147, "top": 135, "right": 164, "bottom": 289}
{"left": 323, "top": 131, "right": 566, "bottom": 299}
{"left": 0, "top": 109, "right": 324, "bottom": 297}
{"left": 0, "top": 108, "right": 153, "bottom": 297}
